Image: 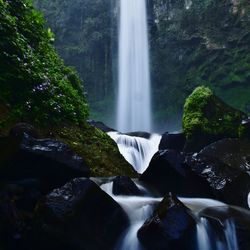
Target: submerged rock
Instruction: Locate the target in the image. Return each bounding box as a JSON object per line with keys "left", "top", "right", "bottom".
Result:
{"left": 35, "top": 178, "right": 128, "bottom": 250}
{"left": 138, "top": 194, "right": 196, "bottom": 250}
{"left": 0, "top": 134, "right": 90, "bottom": 192}
{"left": 186, "top": 138, "right": 250, "bottom": 208}
{"left": 112, "top": 176, "right": 142, "bottom": 196}
{"left": 140, "top": 150, "right": 213, "bottom": 198}
{"left": 159, "top": 132, "right": 186, "bottom": 152}
{"left": 183, "top": 86, "right": 246, "bottom": 152}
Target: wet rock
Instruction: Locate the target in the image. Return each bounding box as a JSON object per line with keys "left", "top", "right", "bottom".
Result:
{"left": 186, "top": 138, "right": 250, "bottom": 208}
{"left": 87, "top": 120, "right": 115, "bottom": 132}
{"left": 35, "top": 178, "right": 128, "bottom": 250}
{"left": 125, "top": 131, "right": 151, "bottom": 139}
{"left": 112, "top": 176, "right": 143, "bottom": 196}
{"left": 0, "top": 134, "right": 90, "bottom": 192}
{"left": 140, "top": 150, "right": 213, "bottom": 198}
{"left": 159, "top": 132, "right": 186, "bottom": 152}
{"left": 138, "top": 194, "right": 196, "bottom": 250}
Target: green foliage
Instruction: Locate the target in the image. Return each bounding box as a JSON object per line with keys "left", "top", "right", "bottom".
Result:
{"left": 183, "top": 86, "right": 246, "bottom": 139}
{"left": 0, "top": 0, "right": 88, "bottom": 127}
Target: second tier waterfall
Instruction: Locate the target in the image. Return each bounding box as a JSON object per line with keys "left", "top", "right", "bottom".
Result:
{"left": 117, "top": 0, "right": 151, "bottom": 133}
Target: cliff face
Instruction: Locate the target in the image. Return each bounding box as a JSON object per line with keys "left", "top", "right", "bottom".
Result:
{"left": 150, "top": 0, "right": 250, "bottom": 130}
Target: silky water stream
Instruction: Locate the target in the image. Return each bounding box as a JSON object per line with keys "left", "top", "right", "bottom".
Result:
{"left": 94, "top": 133, "right": 242, "bottom": 250}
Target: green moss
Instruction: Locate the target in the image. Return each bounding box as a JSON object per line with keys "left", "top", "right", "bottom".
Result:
{"left": 50, "top": 123, "right": 136, "bottom": 177}
{"left": 183, "top": 86, "right": 246, "bottom": 139}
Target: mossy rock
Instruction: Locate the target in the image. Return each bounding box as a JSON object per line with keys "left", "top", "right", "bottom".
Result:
{"left": 0, "top": 103, "right": 136, "bottom": 178}
{"left": 183, "top": 86, "right": 247, "bottom": 152}
{"left": 52, "top": 123, "right": 136, "bottom": 177}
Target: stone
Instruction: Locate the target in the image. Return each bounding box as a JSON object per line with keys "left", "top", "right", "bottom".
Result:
{"left": 140, "top": 150, "right": 213, "bottom": 198}
{"left": 138, "top": 194, "right": 196, "bottom": 250}
{"left": 159, "top": 132, "right": 186, "bottom": 152}
{"left": 0, "top": 134, "right": 90, "bottom": 192}
{"left": 186, "top": 138, "right": 250, "bottom": 208}
{"left": 35, "top": 178, "right": 128, "bottom": 250}
{"left": 112, "top": 176, "right": 143, "bottom": 196}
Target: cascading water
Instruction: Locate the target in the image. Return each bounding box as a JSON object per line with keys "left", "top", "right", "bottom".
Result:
{"left": 100, "top": 181, "right": 161, "bottom": 250}
{"left": 117, "top": 0, "right": 151, "bottom": 133}
{"left": 185, "top": 0, "right": 193, "bottom": 9}
{"left": 99, "top": 179, "right": 240, "bottom": 250}
{"left": 108, "top": 132, "right": 161, "bottom": 173}
{"left": 101, "top": 134, "right": 241, "bottom": 250}
{"left": 196, "top": 218, "right": 238, "bottom": 250}
{"left": 180, "top": 198, "right": 239, "bottom": 250}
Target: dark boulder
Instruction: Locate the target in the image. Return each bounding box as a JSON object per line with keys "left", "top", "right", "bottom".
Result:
{"left": 125, "top": 131, "right": 151, "bottom": 139}
{"left": 159, "top": 132, "right": 186, "bottom": 152}
{"left": 112, "top": 176, "right": 143, "bottom": 196}
{"left": 0, "top": 134, "right": 90, "bottom": 192}
{"left": 140, "top": 150, "right": 213, "bottom": 198}
{"left": 34, "top": 178, "right": 128, "bottom": 250}
{"left": 87, "top": 120, "right": 115, "bottom": 132}
{"left": 138, "top": 194, "right": 196, "bottom": 250}
{"left": 186, "top": 138, "right": 250, "bottom": 208}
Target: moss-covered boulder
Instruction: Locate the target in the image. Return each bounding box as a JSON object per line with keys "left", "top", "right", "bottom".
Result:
{"left": 183, "top": 86, "right": 247, "bottom": 152}
{"left": 52, "top": 123, "right": 136, "bottom": 177}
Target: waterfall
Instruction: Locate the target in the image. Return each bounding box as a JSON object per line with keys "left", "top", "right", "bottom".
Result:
{"left": 180, "top": 198, "right": 239, "bottom": 250}
{"left": 108, "top": 132, "right": 161, "bottom": 173}
{"left": 117, "top": 0, "right": 151, "bottom": 133}
{"left": 185, "top": 0, "right": 193, "bottom": 9}
{"left": 99, "top": 179, "right": 240, "bottom": 250}
{"left": 104, "top": 130, "right": 240, "bottom": 250}
{"left": 100, "top": 181, "right": 161, "bottom": 250}
{"left": 196, "top": 218, "right": 238, "bottom": 250}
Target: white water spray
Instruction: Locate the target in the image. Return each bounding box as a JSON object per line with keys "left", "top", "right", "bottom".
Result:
{"left": 117, "top": 0, "right": 151, "bottom": 133}
{"left": 196, "top": 217, "right": 238, "bottom": 250}
{"left": 185, "top": 0, "right": 193, "bottom": 9}
{"left": 180, "top": 198, "right": 239, "bottom": 250}
{"left": 108, "top": 132, "right": 161, "bottom": 173}
{"left": 100, "top": 181, "right": 161, "bottom": 250}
